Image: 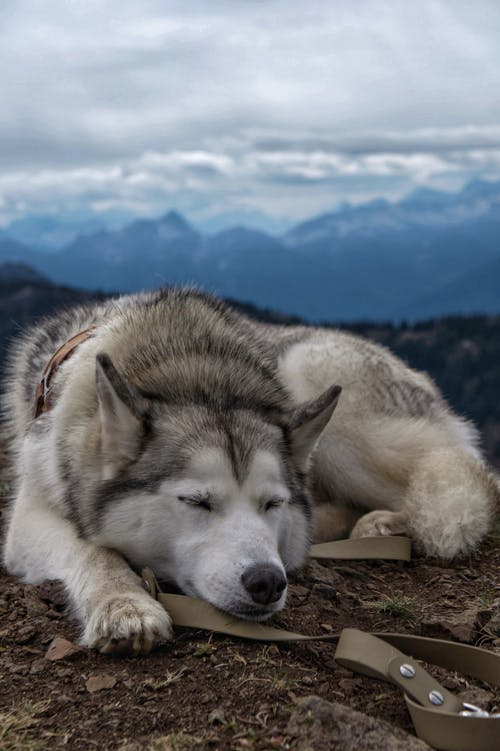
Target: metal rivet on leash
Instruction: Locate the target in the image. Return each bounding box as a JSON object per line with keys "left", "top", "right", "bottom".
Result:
{"left": 429, "top": 690, "right": 444, "bottom": 706}
{"left": 399, "top": 663, "right": 416, "bottom": 678}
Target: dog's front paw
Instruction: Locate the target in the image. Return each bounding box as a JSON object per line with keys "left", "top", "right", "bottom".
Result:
{"left": 350, "top": 510, "right": 408, "bottom": 539}
{"left": 83, "top": 592, "right": 173, "bottom": 655}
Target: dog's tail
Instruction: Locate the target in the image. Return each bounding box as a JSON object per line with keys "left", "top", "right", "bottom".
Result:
{"left": 404, "top": 447, "right": 499, "bottom": 559}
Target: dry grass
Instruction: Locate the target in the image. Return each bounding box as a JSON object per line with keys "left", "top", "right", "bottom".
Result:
{"left": 0, "top": 701, "right": 59, "bottom": 751}
{"left": 368, "top": 592, "right": 418, "bottom": 620}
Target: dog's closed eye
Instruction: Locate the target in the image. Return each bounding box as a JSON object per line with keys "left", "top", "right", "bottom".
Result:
{"left": 177, "top": 493, "right": 213, "bottom": 511}
{"left": 263, "top": 496, "right": 285, "bottom": 512}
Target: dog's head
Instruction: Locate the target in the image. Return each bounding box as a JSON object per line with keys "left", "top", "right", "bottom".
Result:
{"left": 92, "top": 353, "right": 340, "bottom": 620}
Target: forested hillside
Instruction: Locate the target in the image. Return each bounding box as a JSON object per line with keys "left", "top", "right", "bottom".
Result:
{"left": 343, "top": 316, "right": 500, "bottom": 467}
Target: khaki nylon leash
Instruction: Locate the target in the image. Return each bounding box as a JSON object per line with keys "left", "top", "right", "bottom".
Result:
{"left": 142, "top": 537, "right": 500, "bottom": 751}
{"left": 309, "top": 535, "right": 412, "bottom": 560}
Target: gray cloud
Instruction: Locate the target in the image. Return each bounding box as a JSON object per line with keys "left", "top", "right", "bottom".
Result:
{"left": 0, "top": 0, "right": 499, "bottom": 226}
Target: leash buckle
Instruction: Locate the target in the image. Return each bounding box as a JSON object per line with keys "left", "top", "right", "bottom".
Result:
{"left": 459, "top": 702, "right": 500, "bottom": 718}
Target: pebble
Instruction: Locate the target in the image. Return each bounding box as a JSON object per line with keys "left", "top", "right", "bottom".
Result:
{"left": 55, "top": 667, "right": 75, "bottom": 679}
{"left": 30, "top": 658, "right": 48, "bottom": 674}
{"left": 8, "top": 662, "right": 29, "bottom": 675}
{"left": 86, "top": 673, "right": 118, "bottom": 693}
{"left": 13, "top": 624, "right": 38, "bottom": 644}
{"left": 23, "top": 585, "right": 49, "bottom": 616}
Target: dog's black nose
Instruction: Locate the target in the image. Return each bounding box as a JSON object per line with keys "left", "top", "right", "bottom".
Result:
{"left": 241, "top": 564, "right": 287, "bottom": 605}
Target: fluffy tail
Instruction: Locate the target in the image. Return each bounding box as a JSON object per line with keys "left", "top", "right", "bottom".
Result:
{"left": 404, "top": 448, "right": 499, "bottom": 558}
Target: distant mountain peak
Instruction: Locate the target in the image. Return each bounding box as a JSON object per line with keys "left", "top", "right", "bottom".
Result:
{"left": 160, "top": 210, "right": 194, "bottom": 233}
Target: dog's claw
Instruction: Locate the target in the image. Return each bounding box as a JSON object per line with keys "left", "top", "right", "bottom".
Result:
{"left": 83, "top": 592, "right": 172, "bottom": 656}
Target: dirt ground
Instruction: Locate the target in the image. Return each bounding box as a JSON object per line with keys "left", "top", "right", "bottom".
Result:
{"left": 0, "top": 439, "right": 499, "bottom": 751}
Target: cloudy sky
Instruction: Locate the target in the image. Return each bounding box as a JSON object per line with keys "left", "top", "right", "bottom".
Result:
{"left": 1, "top": 0, "right": 499, "bottom": 230}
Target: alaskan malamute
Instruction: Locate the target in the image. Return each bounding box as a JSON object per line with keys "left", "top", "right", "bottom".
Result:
{"left": 2, "top": 289, "right": 497, "bottom": 653}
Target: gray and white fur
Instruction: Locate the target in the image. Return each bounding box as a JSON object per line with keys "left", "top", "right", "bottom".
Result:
{"left": 2, "top": 288, "right": 498, "bottom": 654}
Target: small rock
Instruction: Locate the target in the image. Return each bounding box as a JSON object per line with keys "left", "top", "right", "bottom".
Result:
{"left": 290, "top": 585, "right": 310, "bottom": 598}
{"left": 57, "top": 694, "right": 73, "bottom": 703}
{"left": 30, "top": 658, "right": 48, "bottom": 674}
{"left": 314, "top": 584, "right": 337, "bottom": 599}
{"left": 55, "top": 667, "right": 74, "bottom": 679}
{"left": 45, "top": 636, "right": 82, "bottom": 661}
{"left": 338, "top": 678, "right": 362, "bottom": 693}
{"left": 8, "top": 662, "right": 29, "bottom": 675}
{"left": 23, "top": 584, "right": 49, "bottom": 616}
{"left": 287, "top": 695, "right": 432, "bottom": 751}
{"left": 18, "top": 646, "right": 41, "bottom": 656}
{"left": 486, "top": 607, "right": 500, "bottom": 636}
{"left": 440, "top": 612, "right": 478, "bottom": 642}
{"left": 37, "top": 579, "right": 67, "bottom": 607}
{"left": 336, "top": 667, "right": 355, "bottom": 678}
{"left": 13, "top": 624, "right": 38, "bottom": 644}
{"left": 86, "top": 673, "right": 117, "bottom": 693}
{"left": 422, "top": 606, "right": 479, "bottom": 643}
{"left": 440, "top": 675, "right": 462, "bottom": 691}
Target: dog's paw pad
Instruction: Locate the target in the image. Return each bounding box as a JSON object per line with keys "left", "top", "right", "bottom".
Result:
{"left": 83, "top": 593, "right": 173, "bottom": 655}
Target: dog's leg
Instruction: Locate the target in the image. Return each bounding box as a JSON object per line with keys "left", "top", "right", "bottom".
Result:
{"left": 3, "top": 489, "right": 172, "bottom": 655}
{"left": 349, "top": 509, "right": 409, "bottom": 539}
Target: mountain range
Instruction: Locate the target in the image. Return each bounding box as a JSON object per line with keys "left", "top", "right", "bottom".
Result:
{"left": 0, "top": 178, "right": 499, "bottom": 321}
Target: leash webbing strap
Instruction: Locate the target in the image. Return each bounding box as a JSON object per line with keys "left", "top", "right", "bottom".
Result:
{"left": 335, "top": 629, "right": 500, "bottom": 751}
{"left": 310, "top": 535, "right": 412, "bottom": 560}
{"left": 141, "top": 537, "right": 500, "bottom": 751}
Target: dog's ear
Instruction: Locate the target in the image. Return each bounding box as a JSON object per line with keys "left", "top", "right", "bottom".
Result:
{"left": 96, "top": 353, "right": 149, "bottom": 478}
{"left": 288, "top": 384, "right": 341, "bottom": 470}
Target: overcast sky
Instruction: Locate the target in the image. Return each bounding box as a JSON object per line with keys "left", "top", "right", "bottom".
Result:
{"left": 1, "top": 0, "right": 499, "bottom": 229}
